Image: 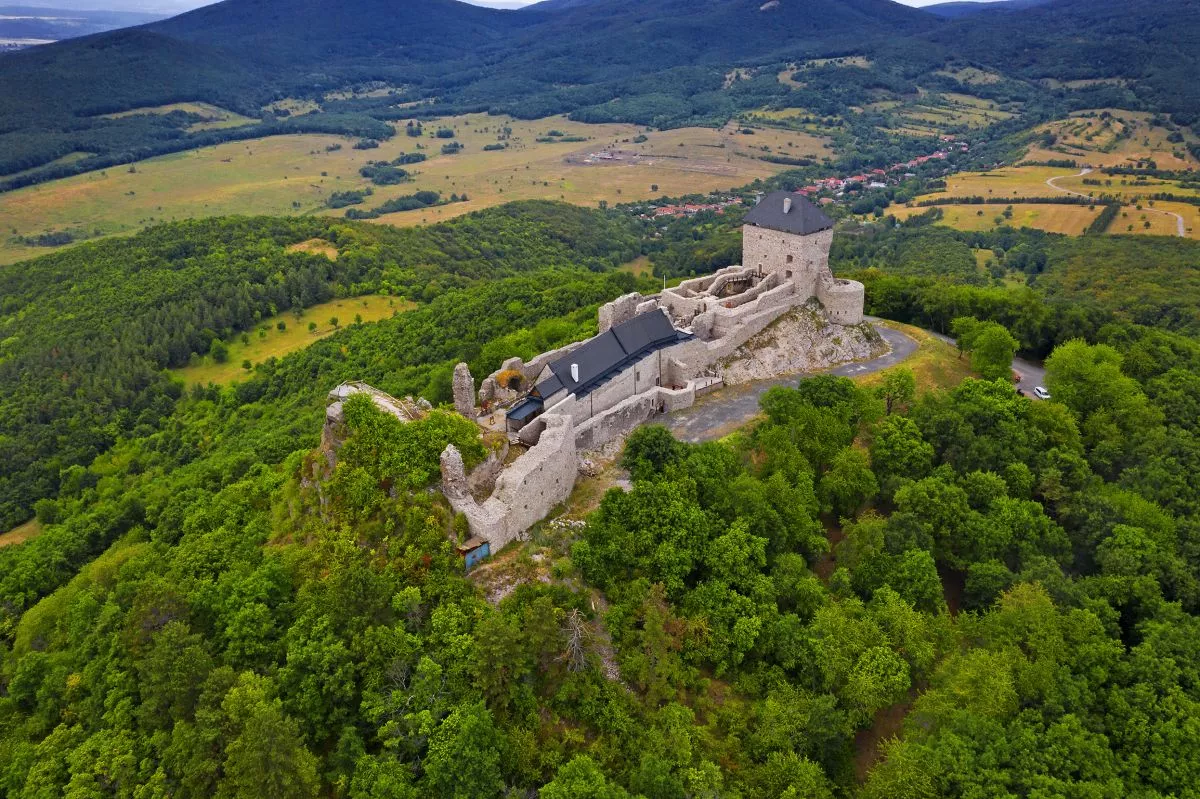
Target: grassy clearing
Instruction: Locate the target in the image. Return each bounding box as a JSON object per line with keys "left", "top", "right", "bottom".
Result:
{"left": 617, "top": 255, "right": 653, "bottom": 279}
{"left": 893, "top": 202, "right": 1100, "bottom": 235}
{"left": 286, "top": 238, "right": 339, "bottom": 259}
{"left": 0, "top": 518, "right": 42, "bottom": 549}
{"left": 0, "top": 113, "right": 810, "bottom": 264}
{"left": 98, "top": 101, "right": 257, "bottom": 133}
{"left": 174, "top": 295, "right": 414, "bottom": 385}
{"left": 857, "top": 322, "right": 974, "bottom": 395}
{"left": 934, "top": 66, "right": 1004, "bottom": 85}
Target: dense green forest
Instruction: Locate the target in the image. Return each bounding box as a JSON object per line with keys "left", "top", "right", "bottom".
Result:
{"left": 2, "top": 198, "right": 1200, "bottom": 795}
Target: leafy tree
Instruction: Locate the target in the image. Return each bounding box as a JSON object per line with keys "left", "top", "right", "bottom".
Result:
{"left": 422, "top": 702, "right": 505, "bottom": 799}
{"left": 875, "top": 368, "right": 915, "bottom": 415}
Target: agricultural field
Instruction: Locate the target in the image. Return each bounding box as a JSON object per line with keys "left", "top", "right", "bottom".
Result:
{"left": 1052, "top": 171, "right": 1200, "bottom": 201}
{"left": 1023, "top": 109, "right": 1199, "bottom": 170}
{"left": 173, "top": 294, "right": 414, "bottom": 385}
{"left": 892, "top": 203, "right": 1104, "bottom": 235}
{"left": 925, "top": 165, "right": 1082, "bottom": 199}
{"left": 0, "top": 113, "right": 812, "bottom": 264}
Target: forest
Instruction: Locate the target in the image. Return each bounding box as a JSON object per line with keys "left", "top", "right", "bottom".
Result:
{"left": 1, "top": 198, "right": 1199, "bottom": 796}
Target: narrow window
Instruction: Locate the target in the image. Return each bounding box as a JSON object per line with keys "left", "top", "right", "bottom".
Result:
{"left": 786, "top": 254, "right": 794, "bottom": 264}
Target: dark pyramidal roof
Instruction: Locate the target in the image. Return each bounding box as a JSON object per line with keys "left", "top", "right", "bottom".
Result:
{"left": 744, "top": 191, "right": 833, "bottom": 236}
{"left": 533, "top": 309, "right": 686, "bottom": 400}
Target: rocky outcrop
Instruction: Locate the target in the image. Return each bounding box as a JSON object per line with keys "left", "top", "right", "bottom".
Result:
{"left": 718, "top": 304, "right": 886, "bottom": 384}
{"left": 452, "top": 362, "right": 475, "bottom": 418}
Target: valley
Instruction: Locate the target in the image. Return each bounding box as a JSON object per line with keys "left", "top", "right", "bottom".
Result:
{"left": 0, "top": 114, "right": 821, "bottom": 264}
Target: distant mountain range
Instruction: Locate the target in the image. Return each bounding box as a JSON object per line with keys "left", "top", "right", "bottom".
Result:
{"left": 0, "top": 0, "right": 1196, "bottom": 187}
{"left": 0, "top": 5, "right": 163, "bottom": 48}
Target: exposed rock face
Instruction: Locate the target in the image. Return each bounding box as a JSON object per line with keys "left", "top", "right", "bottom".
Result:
{"left": 440, "top": 444, "right": 469, "bottom": 500}
{"left": 718, "top": 304, "right": 886, "bottom": 384}
{"left": 452, "top": 362, "right": 475, "bottom": 418}
{"left": 478, "top": 376, "right": 498, "bottom": 406}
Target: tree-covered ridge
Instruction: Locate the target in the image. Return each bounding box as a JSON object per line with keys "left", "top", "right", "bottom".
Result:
{"left": 0, "top": 202, "right": 642, "bottom": 531}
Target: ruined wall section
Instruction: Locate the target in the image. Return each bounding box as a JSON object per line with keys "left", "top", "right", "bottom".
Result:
{"left": 598, "top": 292, "right": 643, "bottom": 333}
{"left": 441, "top": 413, "right": 576, "bottom": 551}
{"left": 574, "top": 383, "right": 698, "bottom": 450}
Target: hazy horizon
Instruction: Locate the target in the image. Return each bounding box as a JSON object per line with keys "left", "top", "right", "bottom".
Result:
{"left": 5, "top": 0, "right": 1016, "bottom": 16}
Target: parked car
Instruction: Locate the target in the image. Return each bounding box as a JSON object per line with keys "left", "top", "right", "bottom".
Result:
{"left": 1033, "top": 386, "right": 1051, "bottom": 400}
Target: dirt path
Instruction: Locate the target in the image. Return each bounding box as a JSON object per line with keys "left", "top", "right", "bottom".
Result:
{"left": 1047, "top": 167, "right": 1186, "bottom": 237}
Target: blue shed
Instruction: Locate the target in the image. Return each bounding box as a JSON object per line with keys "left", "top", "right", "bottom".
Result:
{"left": 458, "top": 537, "right": 491, "bottom": 571}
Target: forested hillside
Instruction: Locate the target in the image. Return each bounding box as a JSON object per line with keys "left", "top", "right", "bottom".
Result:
{"left": 0, "top": 203, "right": 642, "bottom": 530}
{"left": 1, "top": 198, "right": 1199, "bottom": 795}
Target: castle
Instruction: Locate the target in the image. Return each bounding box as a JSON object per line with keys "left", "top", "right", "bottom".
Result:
{"left": 438, "top": 191, "right": 866, "bottom": 556}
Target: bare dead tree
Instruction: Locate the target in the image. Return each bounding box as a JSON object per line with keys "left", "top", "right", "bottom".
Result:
{"left": 561, "top": 608, "right": 591, "bottom": 673}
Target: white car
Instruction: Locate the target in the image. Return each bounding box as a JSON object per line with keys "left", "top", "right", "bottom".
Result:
{"left": 1033, "top": 386, "right": 1051, "bottom": 400}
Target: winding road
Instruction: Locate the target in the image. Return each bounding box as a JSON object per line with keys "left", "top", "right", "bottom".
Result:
{"left": 1046, "top": 167, "right": 1187, "bottom": 237}
{"left": 665, "top": 321, "right": 918, "bottom": 443}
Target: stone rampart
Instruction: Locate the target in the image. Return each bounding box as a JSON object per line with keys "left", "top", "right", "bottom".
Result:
{"left": 573, "top": 382, "right": 698, "bottom": 451}
{"left": 441, "top": 413, "right": 576, "bottom": 550}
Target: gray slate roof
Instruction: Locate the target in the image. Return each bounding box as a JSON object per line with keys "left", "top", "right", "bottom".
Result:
{"left": 531, "top": 309, "right": 687, "bottom": 401}
{"left": 743, "top": 191, "right": 833, "bottom": 236}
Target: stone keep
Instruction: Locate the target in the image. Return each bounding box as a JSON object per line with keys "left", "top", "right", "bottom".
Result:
{"left": 452, "top": 362, "right": 475, "bottom": 418}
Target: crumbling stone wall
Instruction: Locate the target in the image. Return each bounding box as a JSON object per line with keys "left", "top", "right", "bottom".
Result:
{"left": 598, "top": 292, "right": 642, "bottom": 333}
{"left": 441, "top": 413, "right": 577, "bottom": 550}
{"left": 573, "top": 382, "right": 698, "bottom": 450}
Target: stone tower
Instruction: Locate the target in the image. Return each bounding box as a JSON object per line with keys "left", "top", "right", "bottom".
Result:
{"left": 741, "top": 191, "right": 863, "bottom": 325}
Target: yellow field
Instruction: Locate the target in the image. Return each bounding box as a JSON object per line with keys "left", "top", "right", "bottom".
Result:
{"left": 0, "top": 518, "right": 42, "bottom": 549}
{"left": 930, "top": 165, "right": 1081, "bottom": 199}
{"left": 0, "top": 113, "right": 813, "bottom": 264}
{"left": 1052, "top": 172, "right": 1200, "bottom": 201}
{"left": 98, "top": 101, "right": 257, "bottom": 133}
{"left": 174, "top": 295, "right": 414, "bottom": 385}
{"left": 1024, "top": 110, "right": 1199, "bottom": 170}
{"left": 893, "top": 203, "right": 1101, "bottom": 235}
{"left": 368, "top": 119, "right": 828, "bottom": 228}
{"left": 1150, "top": 201, "right": 1200, "bottom": 239}
{"left": 286, "top": 238, "right": 339, "bottom": 259}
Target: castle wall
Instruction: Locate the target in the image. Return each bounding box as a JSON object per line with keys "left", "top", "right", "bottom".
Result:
{"left": 441, "top": 413, "right": 576, "bottom": 551}
{"left": 574, "top": 382, "right": 697, "bottom": 451}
